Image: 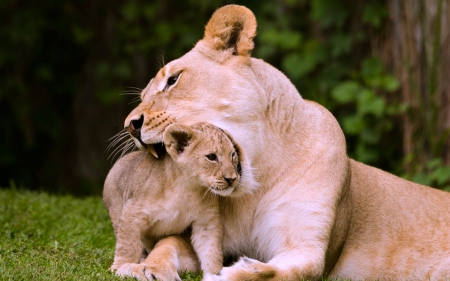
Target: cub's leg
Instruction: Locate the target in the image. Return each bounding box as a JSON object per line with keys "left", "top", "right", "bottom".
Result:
{"left": 191, "top": 204, "right": 224, "bottom": 275}
{"left": 142, "top": 235, "right": 200, "bottom": 281}
{"left": 110, "top": 203, "right": 148, "bottom": 280}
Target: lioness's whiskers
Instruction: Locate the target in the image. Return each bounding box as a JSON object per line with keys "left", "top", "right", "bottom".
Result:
{"left": 108, "top": 139, "right": 133, "bottom": 161}
{"left": 110, "top": 140, "right": 134, "bottom": 161}
{"left": 157, "top": 52, "right": 165, "bottom": 69}
{"left": 107, "top": 141, "right": 128, "bottom": 160}
{"left": 126, "top": 86, "right": 143, "bottom": 91}
{"left": 121, "top": 87, "right": 143, "bottom": 101}
{"left": 105, "top": 135, "right": 128, "bottom": 155}
{"left": 107, "top": 131, "right": 129, "bottom": 146}
{"left": 106, "top": 130, "right": 127, "bottom": 141}
{"left": 129, "top": 96, "right": 142, "bottom": 104}
{"left": 120, "top": 92, "right": 141, "bottom": 96}
{"left": 106, "top": 133, "right": 130, "bottom": 153}
{"left": 119, "top": 141, "right": 136, "bottom": 159}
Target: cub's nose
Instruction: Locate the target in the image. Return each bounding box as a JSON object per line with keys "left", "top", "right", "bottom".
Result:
{"left": 126, "top": 114, "right": 144, "bottom": 136}
{"left": 224, "top": 176, "right": 237, "bottom": 185}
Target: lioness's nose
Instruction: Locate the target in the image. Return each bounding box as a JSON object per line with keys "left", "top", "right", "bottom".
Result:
{"left": 126, "top": 114, "right": 144, "bottom": 135}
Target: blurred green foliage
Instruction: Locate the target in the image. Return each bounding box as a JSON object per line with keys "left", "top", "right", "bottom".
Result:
{"left": 330, "top": 57, "right": 404, "bottom": 164}
{"left": 0, "top": 0, "right": 448, "bottom": 194}
{"left": 403, "top": 159, "right": 450, "bottom": 191}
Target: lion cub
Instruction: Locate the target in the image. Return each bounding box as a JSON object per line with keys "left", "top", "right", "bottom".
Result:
{"left": 103, "top": 122, "right": 241, "bottom": 280}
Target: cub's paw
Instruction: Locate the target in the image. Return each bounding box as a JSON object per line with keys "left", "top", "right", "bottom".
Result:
{"left": 143, "top": 266, "right": 182, "bottom": 281}
{"left": 214, "top": 257, "right": 276, "bottom": 281}
{"left": 114, "top": 263, "right": 147, "bottom": 280}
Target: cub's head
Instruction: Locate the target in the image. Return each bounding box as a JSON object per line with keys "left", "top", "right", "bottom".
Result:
{"left": 163, "top": 122, "right": 242, "bottom": 197}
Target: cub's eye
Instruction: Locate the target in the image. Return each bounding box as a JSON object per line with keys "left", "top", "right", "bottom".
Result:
{"left": 166, "top": 72, "right": 181, "bottom": 87}
{"left": 206, "top": 154, "right": 218, "bottom": 162}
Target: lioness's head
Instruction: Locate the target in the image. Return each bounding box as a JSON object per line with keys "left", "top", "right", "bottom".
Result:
{"left": 124, "top": 5, "right": 267, "bottom": 162}
{"left": 163, "top": 122, "right": 241, "bottom": 196}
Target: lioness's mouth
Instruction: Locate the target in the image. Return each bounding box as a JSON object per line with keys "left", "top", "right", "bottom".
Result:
{"left": 125, "top": 124, "right": 165, "bottom": 158}
{"left": 150, "top": 142, "right": 166, "bottom": 159}
{"left": 131, "top": 136, "right": 166, "bottom": 159}
{"left": 136, "top": 137, "right": 148, "bottom": 149}
{"left": 140, "top": 142, "right": 165, "bottom": 159}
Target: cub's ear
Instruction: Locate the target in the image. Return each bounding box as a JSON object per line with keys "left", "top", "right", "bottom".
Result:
{"left": 203, "top": 5, "right": 257, "bottom": 57}
{"left": 163, "top": 124, "right": 194, "bottom": 160}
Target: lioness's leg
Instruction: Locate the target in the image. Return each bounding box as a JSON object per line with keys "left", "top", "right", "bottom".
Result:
{"left": 212, "top": 166, "right": 350, "bottom": 281}
{"left": 142, "top": 235, "right": 200, "bottom": 281}
{"left": 211, "top": 212, "right": 330, "bottom": 281}
{"left": 212, "top": 254, "right": 323, "bottom": 281}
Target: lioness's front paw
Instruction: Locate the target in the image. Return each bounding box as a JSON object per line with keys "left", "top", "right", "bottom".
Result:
{"left": 115, "top": 263, "right": 147, "bottom": 280}
{"left": 214, "top": 257, "right": 276, "bottom": 281}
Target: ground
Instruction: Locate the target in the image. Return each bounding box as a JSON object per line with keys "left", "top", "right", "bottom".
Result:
{"left": 0, "top": 188, "right": 202, "bottom": 281}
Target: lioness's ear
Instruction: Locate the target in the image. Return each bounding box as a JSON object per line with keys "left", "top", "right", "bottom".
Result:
{"left": 163, "top": 124, "right": 194, "bottom": 160}
{"left": 203, "top": 5, "right": 257, "bottom": 57}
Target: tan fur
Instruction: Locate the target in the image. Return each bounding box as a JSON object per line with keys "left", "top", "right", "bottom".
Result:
{"left": 110, "top": 4, "right": 450, "bottom": 281}
{"left": 203, "top": 5, "right": 256, "bottom": 57}
{"left": 104, "top": 122, "right": 250, "bottom": 280}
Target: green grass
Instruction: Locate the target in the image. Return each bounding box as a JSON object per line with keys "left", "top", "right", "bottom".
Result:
{"left": 0, "top": 188, "right": 347, "bottom": 281}
{"left": 0, "top": 188, "right": 201, "bottom": 281}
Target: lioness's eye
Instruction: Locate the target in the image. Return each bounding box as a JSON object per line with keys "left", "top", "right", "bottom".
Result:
{"left": 166, "top": 72, "right": 181, "bottom": 88}
{"left": 206, "top": 154, "right": 218, "bottom": 161}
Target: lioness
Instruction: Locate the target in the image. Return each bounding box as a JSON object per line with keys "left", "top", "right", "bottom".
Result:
{"left": 103, "top": 122, "right": 257, "bottom": 280}
{"left": 107, "top": 4, "right": 450, "bottom": 281}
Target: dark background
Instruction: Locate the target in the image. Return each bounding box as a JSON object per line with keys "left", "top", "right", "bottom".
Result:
{"left": 1, "top": 0, "right": 449, "bottom": 196}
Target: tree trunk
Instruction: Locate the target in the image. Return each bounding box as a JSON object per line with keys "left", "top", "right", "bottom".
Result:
{"left": 377, "top": 0, "right": 450, "bottom": 172}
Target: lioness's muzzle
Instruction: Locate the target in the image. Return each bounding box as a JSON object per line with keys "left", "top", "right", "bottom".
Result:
{"left": 125, "top": 114, "right": 159, "bottom": 158}
{"left": 125, "top": 114, "right": 144, "bottom": 136}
